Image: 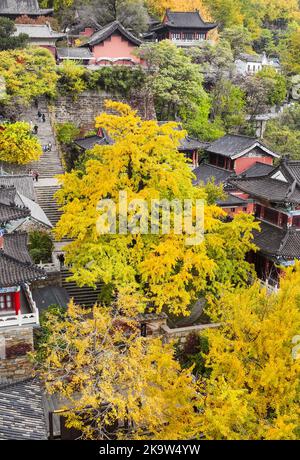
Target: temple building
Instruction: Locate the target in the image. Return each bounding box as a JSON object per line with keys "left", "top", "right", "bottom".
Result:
{"left": 231, "top": 158, "right": 300, "bottom": 287}
{"left": 144, "top": 10, "right": 217, "bottom": 46}
{"left": 80, "top": 21, "right": 143, "bottom": 66}
{"left": 13, "top": 24, "right": 65, "bottom": 57}
{"left": 192, "top": 134, "right": 279, "bottom": 217}
{"left": 0, "top": 231, "right": 45, "bottom": 325}
{"left": 0, "top": 0, "right": 53, "bottom": 19}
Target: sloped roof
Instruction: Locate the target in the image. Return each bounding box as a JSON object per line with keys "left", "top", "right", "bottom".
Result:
{"left": 0, "top": 174, "right": 36, "bottom": 201}
{"left": 231, "top": 176, "right": 300, "bottom": 204}
{"left": 0, "top": 379, "right": 47, "bottom": 440}
{"left": 83, "top": 21, "right": 142, "bottom": 47}
{"left": 217, "top": 193, "right": 248, "bottom": 207}
{"left": 0, "top": 186, "right": 30, "bottom": 224}
{"left": 74, "top": 130, "right": 114, "bottom": 151}
{"left": 237, "top": 53, "right": 263, "bottom": 63}
{"left": 0, "top": 233, "right": 46, "bottom": 287}
{"left": 32, "top": 286, "right": 70, "bottom": 313}
{"left": 206, "top": 134, "right": 279, "bottom": 159}
{"left": 192, "top": 163, "right": 234, "bottom": 186}
{"left": 165, "top": 10, "right": 217, "bottom": 29}
{"left": 253, "top": 222, "right": 300, "bottom": 259}
{"left": 0, "top": 0, "right": 53, "bottom": 16}
{"left": 57, "top": 47, "right": 93, "bottom": 59}
{"left": 18, "top": 193, "right": 52, "bottom": 228}
{"left": 14, "top": 24, "right": 65, "bottom": 40}
{"left": 238, "top": 162, "right": 275, "bottom": 178}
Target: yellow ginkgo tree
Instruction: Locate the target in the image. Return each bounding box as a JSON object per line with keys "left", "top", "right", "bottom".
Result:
{"left": 33, "top": 295, "right": 200, "bottom": 440}
{"left": 55, "top": 100, "right": 258, "bottom": 316}
{"left": 0, "top": 121, "right": 42, "bottom": 164}
{"left": 198, "top": 264, "right": 300, "bottom": 440}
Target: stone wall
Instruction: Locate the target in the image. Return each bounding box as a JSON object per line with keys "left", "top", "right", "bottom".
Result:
{"left": 0, "top": 326, "right": 34, "bottom": 385}
{"left": 52, "top": 89, "right": 156, "bottom": 131}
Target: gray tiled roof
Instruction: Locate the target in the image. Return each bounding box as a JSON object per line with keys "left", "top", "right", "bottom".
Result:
{"left": 0, "top": 0, "right": 53, "bottom": 16}
{"left": 57, "top": 47, "right": 93, "bottom": 59}
{"left": 238, "top": 162, "right": 275, "bottom": 178}
{"left": 253, "top": 222, "right": 300, "bottom": 259}
{"left": 231, "top": 176, "right": 300, "bottom": 204}
{"left": 281, "top": 160, "right": 300, "bottom": 185}
{"left": 217, "top": 193, "right": 248, "bottom": 207}
{"left": 206, "top": 134, "right": 278, "bottom": 159}
{"left": 32, "top": 286, "right": 70, "bottom": 313}
{"left": 165, "top": 10, "right": 217, "bottom": 29}
{"left": 0, "top": 174, "right": 36, "bottom": 201}
{"left": 0, "top": 186, "right": 31, "bottom": 224}
{"left": 192, "top": 163, "right": 234, "bottom": 186}
{"left": 0, "top": 379, "right": 47, "bottom": 440}
{"left": 74, "top": 132, "right": 114, "bottom": 151}
{"left": 0, "top": 233, "right": 46, "bottom": 287}
{"left": 237, "top": 53, "right": 263, "bottom": 63}
{"left": 14, "top": 24, "right": 65, "bottom": 39}
{"left": 84, "top": 21, "right": 142, "bottom": 47}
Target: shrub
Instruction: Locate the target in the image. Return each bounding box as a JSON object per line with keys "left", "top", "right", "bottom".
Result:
{"left": 29, "top": 230, "right": 54, "bottom": 264}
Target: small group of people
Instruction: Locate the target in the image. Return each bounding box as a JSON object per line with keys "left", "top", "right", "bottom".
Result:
{"left": 37, "top": 110, "right": 46, "bottom": 123}
{"left": 28, "top": 169, "right": 40, "bottom": 182}
{"left": 43, "top": 142, "right": 52, "bottom": 152}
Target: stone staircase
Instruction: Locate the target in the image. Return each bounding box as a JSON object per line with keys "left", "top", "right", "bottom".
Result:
{"left": 20, "top": 100, "right": 64, "bottom": 179}
{"left": 34, "top": 185, "right": 62, "bottom": 227}
{"left": 61, "top": 269, "right": 103, "bottom": 308}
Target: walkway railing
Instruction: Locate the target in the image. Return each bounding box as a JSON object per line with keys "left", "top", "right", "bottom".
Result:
{"left": 0, "top": 311, "right": 39, "bottom": 328}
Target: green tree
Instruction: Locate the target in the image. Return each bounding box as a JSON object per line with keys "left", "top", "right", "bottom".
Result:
{"left": 257, "top": 66, "right": 287, "bottom": 106}
{"left": 211, "top": 78, "right": 246, "bottom": 131}
{"left": 0, "top": 17, "right": 29, "bottom": 51}
{"left": 264, "top": 103, "right": 300, "bottom": 159}
{"left": 137, "top": 40, "right": 210, "bottom": 121}
{"left": 220, "top": 26, "right": 253, "bottom": 59}
{"left": 29, "top": 231, "right": 54, "bottom": 264}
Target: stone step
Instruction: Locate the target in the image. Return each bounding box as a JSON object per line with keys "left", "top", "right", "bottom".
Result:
{"left": 61, "top": 270, "right": 103, "bottom": 308}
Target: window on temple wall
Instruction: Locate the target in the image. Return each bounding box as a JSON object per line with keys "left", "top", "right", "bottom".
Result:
{"left": 172, "top": 33, "right": 181, "bottom": 40}
{"left": 183, "top": 33, "right": 193, "bottom": 41}
{"left": 0, "top": 294, "right": 13, "bottom": 312}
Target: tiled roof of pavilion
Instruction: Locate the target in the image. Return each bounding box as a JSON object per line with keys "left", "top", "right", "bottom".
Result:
{"left": 206, "top": 134, "right": 279, "bottom": 159}
{"left": 238, "top": 162, "right": 275, "bottom": 178}
{"left": 14, "top": 24, "right": 65, "bottom": 40}
{"left": 0, "top": 186, "right": 30, "bottom": 224}
{"left": 74, "top": 130, "right": 114, "bottom": 151}
{"left": 192, "top": 163, "right": 234, "bottom": 186}
{"left": 0, "top": 174, "right": 36, "bottom": 201}
{"left": 0, "top": 233, "right": 46, "bottom": 287}
{"left": 231, "top": 159, "right": 300, "bottom": 205}
{"left": 253, "top": 222, "right": 300, "bottom": 259}
{"left": 0, "top": 379, "right": 47, "bottom": 440}
{"left": 83, "top": 21, "right": 142, "bottom": 47}
{"left": 151, "top": 10, "right": 217, "bottom": 31}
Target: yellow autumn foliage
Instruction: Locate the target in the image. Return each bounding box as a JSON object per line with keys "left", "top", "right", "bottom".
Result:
{"left": 34, "top": 299, "right": 200, "bottom": 440}
{"left": 55, "top": 100, "right": 258, "bottom": 316}
{"left": 198, "top": 263, "right": 300, "bottom": 439}
{"left": 0, "top": 121, "right": 42, "bottom": 164}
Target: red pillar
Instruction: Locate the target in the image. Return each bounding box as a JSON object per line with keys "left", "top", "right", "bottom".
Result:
{"left": 14, "top": 290, "right": 21, "bottom": 315}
